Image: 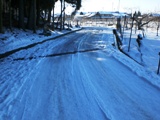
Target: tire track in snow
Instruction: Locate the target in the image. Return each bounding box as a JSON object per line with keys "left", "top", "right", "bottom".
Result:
{"left": 76, "top": 33, "right": 111, "bottom": 119}
{"left": 78, "top": 50, "right": 160, "bottom": 120}
{"left": 79, "top": 56, "right": 111, "bottom": 120}
{"left": 2, "top": 27, "right": 160, "bottom": 120}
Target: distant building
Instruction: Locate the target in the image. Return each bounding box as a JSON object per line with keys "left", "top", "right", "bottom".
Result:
{"left": 82, "top": 11, "right": 129, "bottom": 20}
{"left": 151, "top": 13, "right": 160, "bottom": 17}
{"left": 98, "top": 11, "right": 115, "bottom": 19}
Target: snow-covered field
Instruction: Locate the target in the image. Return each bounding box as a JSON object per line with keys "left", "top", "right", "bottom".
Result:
{"left": 122, "top": 28, "right": 160, "bottom": 72}
{"left": 0, "top": 26, "right": 160, "bottom": 120}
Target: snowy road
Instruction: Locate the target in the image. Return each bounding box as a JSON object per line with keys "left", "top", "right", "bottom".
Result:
{"left": 1, "top": 27, "right": 160, "bottom": 120}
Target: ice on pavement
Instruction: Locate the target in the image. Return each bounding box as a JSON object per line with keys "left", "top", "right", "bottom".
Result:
{"left": 0, "top": 27, "right": 160, "bottom": 120}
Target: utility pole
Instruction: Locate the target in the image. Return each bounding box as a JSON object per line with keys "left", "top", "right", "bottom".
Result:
{"left": 118, "top": 0, "right": 120, "bottom": 12}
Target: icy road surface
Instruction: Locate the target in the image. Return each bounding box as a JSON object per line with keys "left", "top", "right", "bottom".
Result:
{"left": 0, "top": 27, "right": 160, "bottom": 120}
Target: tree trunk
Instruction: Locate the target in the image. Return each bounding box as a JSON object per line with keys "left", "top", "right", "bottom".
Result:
{"left": 52, "top": 2, "right": 55, "bottom": 31}
{"left": 60, "top": 0, "right": 62, "bottom": 31}
{"left": 48, "top": 7, "right": 52, "bottom": 23}
{"left": 63, "top": 1, "right": 65, "bottom": 30}
{"left": 33, "top": 0, "right": 36, "bottom": 33}
{"left": 116, "top": 17, "right": 122, "bottom": 37}
{"left": 0, "top": 0, "right": 3, "bottom": 33}
{"left": 8, "top": 0, "right": 13, "bottom": 31}
{"left": 27, "top": 0, "right": 36, "bottom": 33}
{"left": 19, "top": 0, "right": 25, "bottom": 29}
{"left": 36, "top": 0, "right": 40, "bottom": 26}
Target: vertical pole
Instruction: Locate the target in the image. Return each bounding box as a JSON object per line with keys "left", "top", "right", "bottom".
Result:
{"left": 52, "top": 0, "right": 55, "bottom": 31}
{"left": 19, "top": 0, "right": 24, "bottom": 29}
{"left": 157, "top": 52, "right": 160, "bottom": 74}
{"left": 60, "top": 0, "right": 62, "bottom": 31}
{"left": 9, "top": 0, "right": 12, "bottom": 30}
{"left": 118, "top": 0, "right": 120, "bottom": 11}
{"left": 128, "top": 13, "right": 135, "bottom": 52}
{"left": 33, "top": 0, "right": 36, "bottom": 33}
{"left": 122, "top": 15, "right": 126, "bottom": 40}
{"left": 63, "top": 0, "right": 65, "bottom": 30}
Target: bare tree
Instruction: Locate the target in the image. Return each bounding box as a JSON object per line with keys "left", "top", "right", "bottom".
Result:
{"left": 134, "top": 12, "right": 155, "bottom": 37}
{"left": 154, "top": 15, "right": 160, "bottom": 36}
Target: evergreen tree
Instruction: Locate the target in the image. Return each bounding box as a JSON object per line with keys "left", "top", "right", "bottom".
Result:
{"left": 0, "top": 0, "right": 82, "bottom": 33}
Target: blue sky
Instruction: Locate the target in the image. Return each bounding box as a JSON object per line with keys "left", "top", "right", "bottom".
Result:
{"left": 79, "top": 0, "right": 160, "bottom": 13}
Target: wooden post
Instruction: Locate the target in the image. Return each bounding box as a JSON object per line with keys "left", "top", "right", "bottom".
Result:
{"left": 113, "top": 29, "right": 122, "bottom": 51}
